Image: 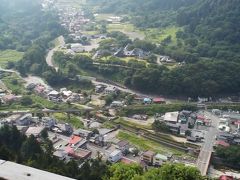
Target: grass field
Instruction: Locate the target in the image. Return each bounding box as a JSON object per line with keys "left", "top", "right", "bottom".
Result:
{"left": 53, "top": 112, "right": 84, "bottom": 129}
{"left": 95, "top": 13, "right": 115, "bottom": 21}
{"left": 1, "top": 72, "right": 26, "bottom": 94}
{"left": 144, "top": 26, "right": 181, "bottom": 44}
{"left": 0, "top": 50, "right": 24, "bottom": 68}
{"left": 117, "top": 130, "right": 184, "bottom": 155}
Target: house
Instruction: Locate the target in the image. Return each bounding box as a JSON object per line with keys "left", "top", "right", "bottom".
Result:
{"left": 166, "top": 123, "right": 180, "bottom": 134}
{"left": 153, "top": 98, "right": 166, "bottom": 104}
{"left": 95, "top": 85, "right": 106, "bottom": 93}
{"left": 2, "top": 94, "right": 20, "bottom": 104}
{"left": 69, "top": 148, "right": 92, "bottom": 160}
{"left": 132, "top": 114, "right": 148, "bottom": 120}
{"left": 16, "top": 114, "right": 32, "bottom": 126}
{"left": 163, "top": 112, "right": 179, "bottom": 124}
{"left": 48, "top": 90, "right": 60, "bottom": 98}
{"left": 219, "top": 175, "right": 234, "bottom": 180}
{"left": 16, "top": 126, "right": 29, "bottom": 134}
{"left": 34, "top": 84, "right": 45, "bottom": 95}
{"left": 141, "top": 150, "right": 155, "bottom": 165}
{"left": 218, "top": 124, "right": 230, "bottom": 132}
{"left": 233, "top": 138, "right": 240, "bottom": 145}
{"left": 107, "top": 16, "right": 122, "bottom": 23}
{"left": 111, "top": 101, "right": 124, "bottom": 107}
{"left": 187, "top": 136, "right": 197, "bottom": 142}
{"left": 92, "top": 50, "right": 111, "bottom": 59}
{"left": 126, "top": 48, "right": 149, "bottom": 59}
{"left": 114, "top": 48, "right": 124, "bottom": 57}
{"left": 143, "top": 98, "right": 152, "bottom": 104}
{"left": 68, "top": 135, "right": 83, "bottom": 148}
{"left": 56, "top": 123, "right": 73, "bottom": 135}
{"left": 121, "top": 157, "right": 137, "bottom": 164}
{"left": 25, "top": 126, "right": 44, "bottom": 137}
{"left": 191, "top": 130, "right": 205, "bottom": 140}
{"left": 108, "top": 150, "right": 122, "bottom": 163}
{"left": 67, "top": 93, "right": 83, "bottom": 103}
{"left": 104, "top": 86, "right": 119, "bottom": 94}
{"left": 153, "top": 154, "right": 168, "bottom": 166}
{"left": 74, "top": 128, "right": 93, "bottom": 139}
{"left": 71, "top": 43, "right": 84, "bottom": 53}
{"left": 62, "top": 90, "right": 72, "bottom": 98}
{"left": 215, "top": 140, "right": 230, "bottom": 147}
{"left": 42, "top": 117, "right": 56, "bottom": 129}
{"left": 53, "top": 149, "right": 68, "bottom": 160}
{"left": 116, "top": 140, "right": 129, "bottom": 153}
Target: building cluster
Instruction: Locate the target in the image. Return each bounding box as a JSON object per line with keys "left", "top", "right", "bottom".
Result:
{"left": 27, "top": 82, "right": 87, "bottom": 104}
{"left": 154, "top": 110, "right": 210, "bottom": 142}
{"left": 0, "top": 88, "right": 22, "bottom": 104}
{"left": 213, "top": 111, "right": 240, "bottom": 148}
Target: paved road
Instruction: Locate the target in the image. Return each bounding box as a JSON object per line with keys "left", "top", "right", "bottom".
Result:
{"left": 46, "top": 36, "right": 65, "bottom": 72}
{"left": 91, "top": 79, "right": 168, "bottom": 101}
{"left": 196, "top": 111, "right": 220, "bottom": 176}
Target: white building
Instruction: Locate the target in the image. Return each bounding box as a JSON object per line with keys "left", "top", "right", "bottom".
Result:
{"left": 0, "top": 159, "right": 74, "bottom": 180}
{"left": 71, "top": 43, "right": 84, "bottom": 53}
{"left": 108, "top": 150, "right": 122, "bottom": 163}
{"left": 111, "top": 101, "right": 124, "bottom": 107}
{"left": 153, "top": 154, "right": 168, "bottom": 166}
{"left": 163, "top": 111, "right": 179, "bottom": 124}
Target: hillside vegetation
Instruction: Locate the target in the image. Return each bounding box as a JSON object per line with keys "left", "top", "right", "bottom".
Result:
{"left": 80, "top": 0, "right": 240, "bottom": 98}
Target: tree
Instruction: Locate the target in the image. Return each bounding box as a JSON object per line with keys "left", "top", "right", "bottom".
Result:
{"left": 104, "top": 95, "right": 114, "bottom": 105}
{"left": 21, "top": 135, "right": 42, "bottom": 160}
{"left": 152, "top": 120, "right": 170, "bottom": 133}
{"left": 40, "top": 128, "right": 48, "bottom": 140}
{"left": 136, "top": 163, "right": 204, "bottom": 180}
{"left": 20, "top": 96, "right": 33, "bottom": 106}
{"left": 216, "top": 145, "right": 240, "bottom": 167}
{"left": 108, "top": 163, "right": 143, "bottom": 180}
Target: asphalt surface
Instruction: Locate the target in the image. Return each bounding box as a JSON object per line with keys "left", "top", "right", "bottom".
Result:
{"left": 46, "top": 36, "right": 65, "bottom": 72}
{"left": 196, "top": 111, "right": 220, "bottom": 176}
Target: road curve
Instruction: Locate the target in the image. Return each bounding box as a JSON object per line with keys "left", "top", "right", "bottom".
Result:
{"left": 46, "top": 36, "right": 65, "bottom": 72}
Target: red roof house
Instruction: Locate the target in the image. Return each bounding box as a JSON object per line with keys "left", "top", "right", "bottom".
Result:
{"left": 68, "top": 135, "right": 82, "bottom": 147}
{"left": 215, "top": 140, "right": 230, "bottom": 147}
{"left": 219, "top": 175, "right": 234, "bottom": 180}
{"left": 153, "top": 98, "right": 166, "bottom": 104}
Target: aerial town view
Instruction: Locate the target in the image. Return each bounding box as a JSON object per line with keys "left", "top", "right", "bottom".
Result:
{"left": 0, "top": 0, "right": 240, "bottom": 179}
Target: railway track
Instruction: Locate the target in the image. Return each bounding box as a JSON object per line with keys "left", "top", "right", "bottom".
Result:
{"left": 115, "top": 122, "right": 199, "bottom": 152}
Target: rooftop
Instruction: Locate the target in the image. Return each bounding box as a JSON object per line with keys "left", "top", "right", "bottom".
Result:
{"left": 164, "top": 112, "right": 179, "bottom": 122}
{"left": 25, "top": 126, "right": 44, "bottom": 137}
{"left": 110, "top": 150, "right": 121, "bottom": 156}
{"left": 0, "top": 159, "right": 74, "bottom": 180}
{"left": 117, "top": 140, "right": 129, "bottom": 147}
{"left": 155, "top": 154, "right": 168, "bottom": 161}
{"left": 70, "top": 148, "right": 91, "bottom": 159}
{"left": 69, "top": 135, "right": 82, "bottom": 145}
{"left": 143, "top": 150, "right": 155, "bottom": 157}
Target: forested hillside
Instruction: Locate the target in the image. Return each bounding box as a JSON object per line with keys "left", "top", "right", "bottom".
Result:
{"left": 0, "top": 0, "right": 63, "bottom": 51}
{"left": 89, "top": 0, "right": 240, "bottom": 62}
{"left": 88, "top": 0, "right": 196, "bottom": 28}
{"left": 80, "top": 0, "right": 240, "bottom": 97}
{"left": 176, "top": 0, "right": 240, "bottom": 61}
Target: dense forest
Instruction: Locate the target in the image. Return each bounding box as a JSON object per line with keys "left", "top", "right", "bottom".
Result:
{"left": 0, "top": 125, "right": 207, "bottom": 180}
{"left": 0, "top": 0, "right": 63, "bottom": 51}
{"left": 78, "top": 0, "right": 240, "bottom": 98}
{"left": 87, "top": 0, "right": 240, "bottom": 62}
{"left": 53, "top": 51, "right": 240, "bottom": 98}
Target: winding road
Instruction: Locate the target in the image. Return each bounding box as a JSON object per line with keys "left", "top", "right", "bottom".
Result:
{"left": 46, "top": 35, "right": 65, "bottom": 72}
